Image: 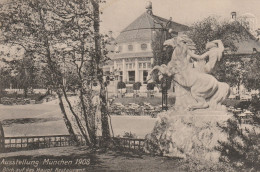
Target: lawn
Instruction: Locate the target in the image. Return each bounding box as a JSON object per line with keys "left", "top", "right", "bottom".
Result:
{"left": 0, "top": 103, "right": 157, "bottom": 138}
{"left": 0, "top": 146, "right": 235, "bottom": 172}
{"left": 0, "top": 100, "right": 238, "bottom": 172}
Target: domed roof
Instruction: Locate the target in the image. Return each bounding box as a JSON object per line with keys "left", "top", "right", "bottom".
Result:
{"left": 115, "top": 12, "right": 189, "bottom": 44}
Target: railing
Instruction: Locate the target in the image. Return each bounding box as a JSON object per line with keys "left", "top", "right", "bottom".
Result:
{"left": 4, "top": 135, "right": 85, "bottom": 152}
{"left": 2, "top": 135, "right": 146, "bottom": 153}
{"left": 113, "top": 137, "right": 145, "bottom": 152}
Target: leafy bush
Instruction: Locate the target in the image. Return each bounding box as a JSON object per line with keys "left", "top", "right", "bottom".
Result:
{"left": 122, "top": 132, "right": 136, "bottom": 138}
{"left": 147, "top": 82, "right": 156, "bottom": 90}
{"left": 248, "top": 94, "right": 260, "bottom": 113}
{"left": 0, "top": 93, "right": 46, "bottom": 101}
{"left": 216, "top": 115, "right": 260, "bottom": 171}
{"left": 133, "top": 82, "right": 141, "bottom": 90}
{"left": 234, "top": 101, "right": 251, "bottom": 110}
{"left": 117, "top": 81, "right": 126, "bottom": 89}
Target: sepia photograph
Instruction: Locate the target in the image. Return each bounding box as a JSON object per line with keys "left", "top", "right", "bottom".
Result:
{"left": 0, "top": 0, "right": 259, "bottom": 171}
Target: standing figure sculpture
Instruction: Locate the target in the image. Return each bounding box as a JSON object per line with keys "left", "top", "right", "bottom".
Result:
{"left": 149, "top": 35, "right": 230, "bottom": 111}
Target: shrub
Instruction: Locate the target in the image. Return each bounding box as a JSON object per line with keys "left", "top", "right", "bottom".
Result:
{"left": 147, "top": 82, "right": 156, "bottom": 90}
{"left": 122, "top": 132, "right": 136, "bottom": 138}
{"left": 248, "top": 94, "right": 260, "bottom": 113}
{"left": 117, "top": 81, "right": 126, "bottom": 89}
{"left": 133, "top": 82, "right": 141, "bottom": 90}
{"left": 216, "top": 114, "right": 260, "bottom": 171}
{"left": 234, "top": 101, "right": 251, "bottom": 110}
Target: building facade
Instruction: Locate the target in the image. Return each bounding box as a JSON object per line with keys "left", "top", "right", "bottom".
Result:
{"left": 103, "top": 2, "right": 189, "bottom": 85}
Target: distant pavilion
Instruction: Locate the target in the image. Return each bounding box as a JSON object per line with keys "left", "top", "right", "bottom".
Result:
{"left": 103, "top": 2, "right": 189, "bottom": 84}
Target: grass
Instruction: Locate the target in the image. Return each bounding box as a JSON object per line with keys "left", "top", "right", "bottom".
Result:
{"left": 0, "top": 146, "right": 235, "bottom": 172}
{"left": 0, "top": 103, "right": 157, "bottom": 137}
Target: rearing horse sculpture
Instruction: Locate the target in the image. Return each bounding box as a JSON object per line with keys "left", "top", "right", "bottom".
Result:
{"left": 149, "top": 36, "right": 230, "bottom": 111}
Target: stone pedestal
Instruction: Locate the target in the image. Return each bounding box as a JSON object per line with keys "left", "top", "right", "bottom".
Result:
{"left": 144, "top": 109, "right": 232, "bottom": 163}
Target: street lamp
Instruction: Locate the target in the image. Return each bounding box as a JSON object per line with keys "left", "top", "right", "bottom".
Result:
{"left": 151, "top": 16, "right": 172, "bottom": 111}
{"left": 161, "top": 76, "right": 168, "bottom": 111}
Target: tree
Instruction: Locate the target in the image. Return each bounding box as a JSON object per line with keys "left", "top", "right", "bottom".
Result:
{"left": 215, "top": 56, "right": 247, "bottom": 95}
{"left": 152, "top": 30, "right": 173, "bottom": 66}
{"left": 216, "top": 114, "right": 260, "bottom": 171}
{"left": 188, "top": 17, "right": 251, "bottom": 54}
{"left": 189, "top": 17, "right": 260, "bottom": 170}
{"left": 243, "top": 53, "right": 260, "bottom": 91}
{"left": 187, "top": 16, "right": 251, "bottom": 89}
{"left": 133, "top": 82, "right": 141, "bottom": 97}
{"left": 0, "top": 0, "right": 111, "bottom": 147}
{"left": 89, "top": 0, "right": 111, "bottom": 145}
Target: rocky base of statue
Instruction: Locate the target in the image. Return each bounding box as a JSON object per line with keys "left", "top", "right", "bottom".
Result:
{"left": 144, "top": 108, "right": 232, "bottom": 163}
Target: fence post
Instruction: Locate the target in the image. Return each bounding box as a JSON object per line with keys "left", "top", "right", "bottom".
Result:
{"left": 43, "top": 137, "right": 46, "bottom": 148}
{"left": 128, "top": 139, "right": 131, "bottom": 151}
{"left": 0, "top": 122, "right": 5, "bottom": 152}
{"left": 49, "top": 138, "right": 51, "bottom": 148}
{"left": 27, "top": 138, "right": 29, "bottom": 149}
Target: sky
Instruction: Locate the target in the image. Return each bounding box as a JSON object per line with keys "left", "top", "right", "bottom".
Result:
{"left": 100, "top": 0, "right": 260, "bottom": 36}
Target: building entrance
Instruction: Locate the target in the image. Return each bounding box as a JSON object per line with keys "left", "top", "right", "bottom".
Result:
{"left": 128, "top": 71, "right": 135, "bottom": 84}
{"left": 143, "top": 70, "right": 148, "bottom": 84}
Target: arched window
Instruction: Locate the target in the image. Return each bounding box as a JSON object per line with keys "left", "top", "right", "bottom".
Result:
{"left": 128, "top": 45, "right": 133, "bottom": 51}
{"left": 141, "top": 43, "right": 147, "bottom": 50}
{"left": 118, "top": 46, "right": 122, "bottom": 52}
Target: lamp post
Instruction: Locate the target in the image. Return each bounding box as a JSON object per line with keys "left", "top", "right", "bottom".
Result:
{"left": 161, "top": 76, "right": 168, "bottom": 111}
{"left": 151, "top": 15, "right": 172, "bottom": 111}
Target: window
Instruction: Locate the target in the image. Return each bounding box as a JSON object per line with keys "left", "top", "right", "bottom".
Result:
{"left": 143, "top": 70, "right": 148, "bottom": 84}
{"left": 118, "top": 46, "right": 122, "bottom": 52}
{"left": 143, "top": 63, "right": 146, "bottom": 68}
{"left": 119, "top": 72, "right": 123, "bottom": 81}
{"left": 141, "top": 43, "right": 147, "bottom": 50}
{"left": 128, "top": 45, "right": 133, "bottom": 51}
{"left": 128, "top": 71, "right": 135, "bottom": 83}
{"left": 147, "top": 63, "right": 151, "bottom": 68}
{"left": 117, "top": 64, "right": 122, "bottom": 70}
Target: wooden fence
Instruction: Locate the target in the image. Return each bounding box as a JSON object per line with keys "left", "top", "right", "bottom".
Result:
{"left": 3, "top": 135, "right": 85, "bottom": 152}
{"left": 1, "top": 135, "right": 146, "bottom": 153}
{"left": 112, "top": 137, "right": 146, "bottom": 152}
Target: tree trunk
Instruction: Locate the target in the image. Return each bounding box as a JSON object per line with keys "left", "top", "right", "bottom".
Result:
{"left": 62, "top": 87, "right": 93, "bottom": 147}
{"left": 57, "top": 92, "right": 79, "bottom": 144}
{"left": 90, "top": 0, "right": 111, "bottom": 145}
{"left": 237, "top": 82, "right": 240, "bottom": 95}
{"left": 23, "top": 87, "right": 28, "bottom": 98}
{"left": 36, "top": 0, "right": 92, "bottom": 146}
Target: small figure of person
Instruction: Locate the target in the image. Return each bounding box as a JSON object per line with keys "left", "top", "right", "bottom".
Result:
{"left": 188, "top": 40, "right": 224, "bottom": 74}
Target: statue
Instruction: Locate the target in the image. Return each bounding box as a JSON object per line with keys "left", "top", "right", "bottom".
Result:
{"left": 189, "top": 40, "right": 224, "bottom": 74}
{"left": 145, "top": 35, "right": 231, "bottom": 161}
{"left": 148, "top": 35, "right": 230, "bottom": 111}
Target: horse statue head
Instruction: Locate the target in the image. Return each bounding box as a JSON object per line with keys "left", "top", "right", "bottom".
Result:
{"left": 147, "top": 35, "right": 195, "bottom": 82}
{"left": 163, "top": 35, "right": 195, "bottom": 50}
